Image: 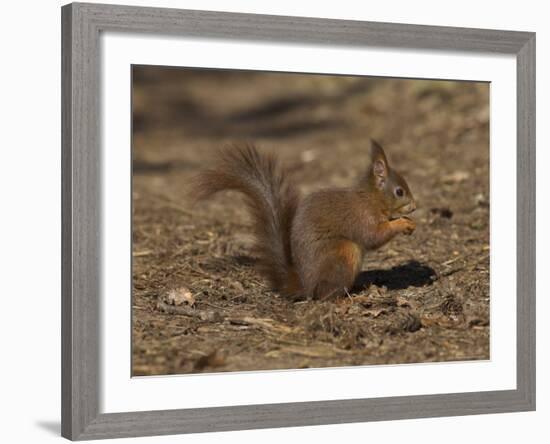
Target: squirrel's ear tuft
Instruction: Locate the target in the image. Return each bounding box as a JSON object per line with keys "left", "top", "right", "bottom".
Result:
{"left": 370, "top": 139, "right": 388, "bottom": 186}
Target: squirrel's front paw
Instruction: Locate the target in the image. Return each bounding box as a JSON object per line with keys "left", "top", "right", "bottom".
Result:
{"left": 397, "top": 217, "right": 416, "bottom": 235}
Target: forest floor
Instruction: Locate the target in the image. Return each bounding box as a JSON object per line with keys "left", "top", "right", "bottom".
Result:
{"left": 131, "top": 67, "right": 490, "bottom": 376}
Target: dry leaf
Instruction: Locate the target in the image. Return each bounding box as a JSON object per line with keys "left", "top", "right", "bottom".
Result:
{"left": 364, "top": 308, "right": 387, "bottom": 318}
{"left": 165, "top": 287, "right": 195, "bottom": 306}
{"left": 396, "top": 295, "right": 414, "bottom": 308}
{"left": 442, "top": 171, "right": 470, "bottom": 184}
{"left": 300, "top": 149, "right": 317, "bottom": 163}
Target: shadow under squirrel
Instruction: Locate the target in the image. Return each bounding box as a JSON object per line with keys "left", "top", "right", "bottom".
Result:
{"left": 190, "top": 140, "right": 416, "bottom": 300}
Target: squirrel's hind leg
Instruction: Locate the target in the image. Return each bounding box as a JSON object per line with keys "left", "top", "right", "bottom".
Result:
{"left": 310, "top": 240, "right": 363, "bottom": 300}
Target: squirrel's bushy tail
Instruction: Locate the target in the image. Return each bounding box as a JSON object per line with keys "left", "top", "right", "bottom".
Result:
{"left": 190, "top": 144, "right": 299, "bottom": 293}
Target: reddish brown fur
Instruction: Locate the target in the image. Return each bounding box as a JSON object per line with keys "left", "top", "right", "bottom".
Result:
{"left": 191, "top": 141, "right": 416, "bottom": 299}
{"left": 335, "top": 241, "right": 362, "bottom": 271}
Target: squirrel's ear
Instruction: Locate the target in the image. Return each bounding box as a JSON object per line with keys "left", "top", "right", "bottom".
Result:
{"left": 370, "top": 139, "right": 388, "bottom": 187}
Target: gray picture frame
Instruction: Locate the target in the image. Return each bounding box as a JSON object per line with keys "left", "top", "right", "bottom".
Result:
{"left": 61, "top": 2, "right": 536, "bottom": 440}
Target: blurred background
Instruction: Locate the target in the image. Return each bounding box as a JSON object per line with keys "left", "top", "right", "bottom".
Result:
{"left": 132, "top": 66, "right": 490, "bottom": 376}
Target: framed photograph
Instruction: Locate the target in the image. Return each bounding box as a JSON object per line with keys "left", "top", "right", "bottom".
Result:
{"left": 61, "top": 2, "right": 535, "bottom": 440}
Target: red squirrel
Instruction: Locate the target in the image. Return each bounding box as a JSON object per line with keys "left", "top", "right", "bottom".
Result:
{"left": 190, "top": 140, "right": 416, "bottom": 300}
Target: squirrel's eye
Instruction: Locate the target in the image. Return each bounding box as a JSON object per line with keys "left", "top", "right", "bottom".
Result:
{"left": 395, "top": 187, "right": 404, "bottom": 197}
